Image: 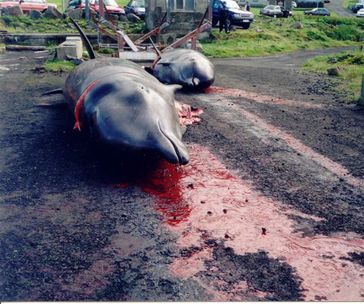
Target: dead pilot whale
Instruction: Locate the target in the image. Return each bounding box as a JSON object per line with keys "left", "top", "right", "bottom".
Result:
{"left": 63, "top": 57, "right": 189, "bottom": 165}
{"left": 41, "top": 19, "right": 190, "bottom": 165}
{"left": 152, "top": 48, "right": 215, "bottom": 90}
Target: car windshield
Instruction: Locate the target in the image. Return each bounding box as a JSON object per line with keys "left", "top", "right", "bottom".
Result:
{"left": 265, "top": 5, "right": 274, "bottom": 9}
{"left": 223, "top": 0, "right": 239, "bottom": 9}
{"left": 131, "top": 0, "right": 144, "bottom": 7}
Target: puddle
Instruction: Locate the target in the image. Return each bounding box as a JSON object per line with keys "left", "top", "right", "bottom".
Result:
{"left": 121, "top": 144, "right": 364, "bottom": 301}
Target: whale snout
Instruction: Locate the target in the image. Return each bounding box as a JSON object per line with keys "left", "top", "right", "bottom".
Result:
{"left": 86, "top": 85, "right": 189, "bottom": 165}
{"left": 157, "top": 121, "right": 189, "bottom": 165}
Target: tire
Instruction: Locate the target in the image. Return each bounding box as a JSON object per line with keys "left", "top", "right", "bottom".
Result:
{"left": 226, "top": 17, "right": 232, "bottom": 31}
{"left": 241, "top": 23, "right": 250, "bottom": 29}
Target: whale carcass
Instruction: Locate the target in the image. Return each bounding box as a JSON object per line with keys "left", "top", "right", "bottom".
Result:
{"left": 63, "top": 57, "right": 189, "bottom": 165}
{"left": 152, "top": 48, "right": 215, "bottom": 90}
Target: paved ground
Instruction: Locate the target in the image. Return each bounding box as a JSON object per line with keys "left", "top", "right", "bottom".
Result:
{"left": 0, "top": 49, "right": 363, "bottom": 301}
{"left": 325, "top": 0, "right": 353, "bottom": 17}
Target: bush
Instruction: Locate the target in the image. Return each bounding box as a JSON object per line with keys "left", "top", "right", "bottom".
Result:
{"left": 325, "top": 25, "right": 361, "bottom": 41}
{"left": 306, "top": 29, "right": 328, "bottom": 41}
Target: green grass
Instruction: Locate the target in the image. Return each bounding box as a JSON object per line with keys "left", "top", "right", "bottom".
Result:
{"left": 343, "top": 0, "right": 356, "bottom": 10}
{"left": 43, "top": 59, "right": 76, "bottom": 72}
{"left": 0, "top": 43, "right": 5, "bottom": 54}
{"left": 303, "top": 50, "right": 364, "bottom": 102}
{"left": 0, "top": 14, "right": 145, "bottom": 34}
{"left": 202, "top": 15, "right": 364, "bottom": 58}
{"left": 0, "top": 15, "right": 88, "bottom": 33}
{"left": 49, "top": 0, "right": 129, "bottom": 12}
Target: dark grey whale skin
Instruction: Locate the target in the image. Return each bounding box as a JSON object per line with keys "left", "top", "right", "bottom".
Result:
{"left": 63, "top": 57, "right": 189, "bottom": 165}
{"left": 153, "top": 49, "right": 215, "bottom": 90}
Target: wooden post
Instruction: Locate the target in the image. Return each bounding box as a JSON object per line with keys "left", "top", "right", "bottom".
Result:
{"left": 359, "top": 74, "right": 364, "bottom": 106}
{"left": 99, "top": 0, "right": 105, "bottom": 18}
{"left": 85, "top": 0, "right": 90, "bottom": 22}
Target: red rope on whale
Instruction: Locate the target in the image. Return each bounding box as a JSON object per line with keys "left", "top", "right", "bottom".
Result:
{"left": 73, "top": 80, "right": 99, "bottom": 131}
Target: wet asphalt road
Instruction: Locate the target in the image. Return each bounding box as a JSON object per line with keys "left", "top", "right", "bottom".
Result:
{"left": 0, "top": 50, "right": 364, "bottom": 301}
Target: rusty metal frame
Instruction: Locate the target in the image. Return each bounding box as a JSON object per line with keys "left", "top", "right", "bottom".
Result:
{"left": 133, "top": 12, "right": 167, "bottom": 46}
{"left": 92, "top": 3, "right": 211, "bottom": 60}
{"left": 162, "top": 6, "right": 211, "bottom": 52}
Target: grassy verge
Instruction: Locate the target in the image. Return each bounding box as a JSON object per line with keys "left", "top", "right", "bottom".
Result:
{"left": 0, "top": 15, "right": 88, "bottom": 33}
{"left": 343, "top": 0, "right": 356, "bottom": 10}
{"left": 0, "top": 15, "right": 145, "bottom": 34}
{"left": 303, "top": 50, "right": 364, "bottom": 102}
{"left": 43, "top": 59, "right": 76, "bottom": 72}
{"left": 49, "top": 0, "right": 129, "bottom": 12}
{"left": 202, "top": 15, "right": 364, "bottom": 58}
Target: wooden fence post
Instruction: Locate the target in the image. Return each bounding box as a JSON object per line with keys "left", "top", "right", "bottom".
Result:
{"left": 359, "top": 74, "right": 364, "bottom": 106}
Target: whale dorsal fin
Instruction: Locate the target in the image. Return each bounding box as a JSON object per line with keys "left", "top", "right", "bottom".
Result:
{"left": 69, "top": 17, "right": 96, "bottom": 60}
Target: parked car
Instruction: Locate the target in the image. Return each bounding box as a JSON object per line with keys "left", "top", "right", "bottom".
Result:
{"left": 357, "top": 7, "right": 364, "bottom": 16}
{"left": 66, "top": 0, "right": 125, "bottom": 19}
{"left": 352, "top": 3, "right": 364, "bottom": 13}
{"left": 212, "top": 0, "right": 254, "bottom": 30}
{"left": 0, "top": 0, "right": 56, "bottom": 13}
{"left": 124, "top": 0, "right": 145, "bottom": 19}
{"left": 260, "top": 5, "right": 291, "bottom": 17}
{"left": 296, "top": 0, "right": 323, "bottom": 8}
{"left": 304, "top": 7, "right": 330, "bottom": 15}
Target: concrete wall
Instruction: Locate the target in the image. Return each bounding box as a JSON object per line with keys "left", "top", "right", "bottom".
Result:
{"left": 145, "top": 0, "right": 209, "bottom": 36}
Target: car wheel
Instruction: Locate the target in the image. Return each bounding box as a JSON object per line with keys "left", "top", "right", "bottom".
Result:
{"left": 226, "top": 17, "right": 232, "bottom": 31}
{"left": 241, "top": 23, "right": 250, "bottom": 29}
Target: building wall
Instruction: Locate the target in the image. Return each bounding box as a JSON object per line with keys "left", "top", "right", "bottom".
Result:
{"left": 145, "top": 0, "right": 210, "bottom": 35}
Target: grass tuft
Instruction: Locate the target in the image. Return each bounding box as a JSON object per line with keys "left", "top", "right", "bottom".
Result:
{"left": 303, "top": 50, "right": 364, "bottom": 102}
{"left": 43, "top": 59, "right": 76, "bottom": 72}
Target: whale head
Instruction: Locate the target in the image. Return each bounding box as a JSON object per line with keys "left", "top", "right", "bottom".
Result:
{"left": 83, "top": 79, "right": 189, "bottom": 165}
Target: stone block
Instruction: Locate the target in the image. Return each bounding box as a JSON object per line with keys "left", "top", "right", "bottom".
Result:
{"left": 56, "top": 38, "right": 83, "bottom": 60}
{"left": 66, "top": 8, "right": 83, "bottom": 20}
{"left": 65, "top": 36, "right": 83, "bottom": 57}
{"left": 29, "top": 10, "right": 42, "bottom": 19}
{"left": 43, "top": 6, "right": 62, "bottom": 19}
{"left": 2, "top": 5, "right": 23, "bottom": 16}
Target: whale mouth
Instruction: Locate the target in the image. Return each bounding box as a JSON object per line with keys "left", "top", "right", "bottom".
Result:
{"left": 158, "top": 121, "right": 189, "bottom": 165}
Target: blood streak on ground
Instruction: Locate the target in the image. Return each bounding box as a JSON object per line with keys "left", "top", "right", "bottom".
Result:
{"left": 205, "top": 88, "right": 364, "bottom": 189}
{"left": 137, "top": 144, "right": 364, "bottom": 301}
{"left": 205, "top": 86, "right": 323, "bottom": 109}
{"left": 112, "top": 95, "right": 363, "bottom": 300}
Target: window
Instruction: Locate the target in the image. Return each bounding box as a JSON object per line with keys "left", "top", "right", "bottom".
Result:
{"left": 172, "top": 0, "right": 195, "bottom": 11}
